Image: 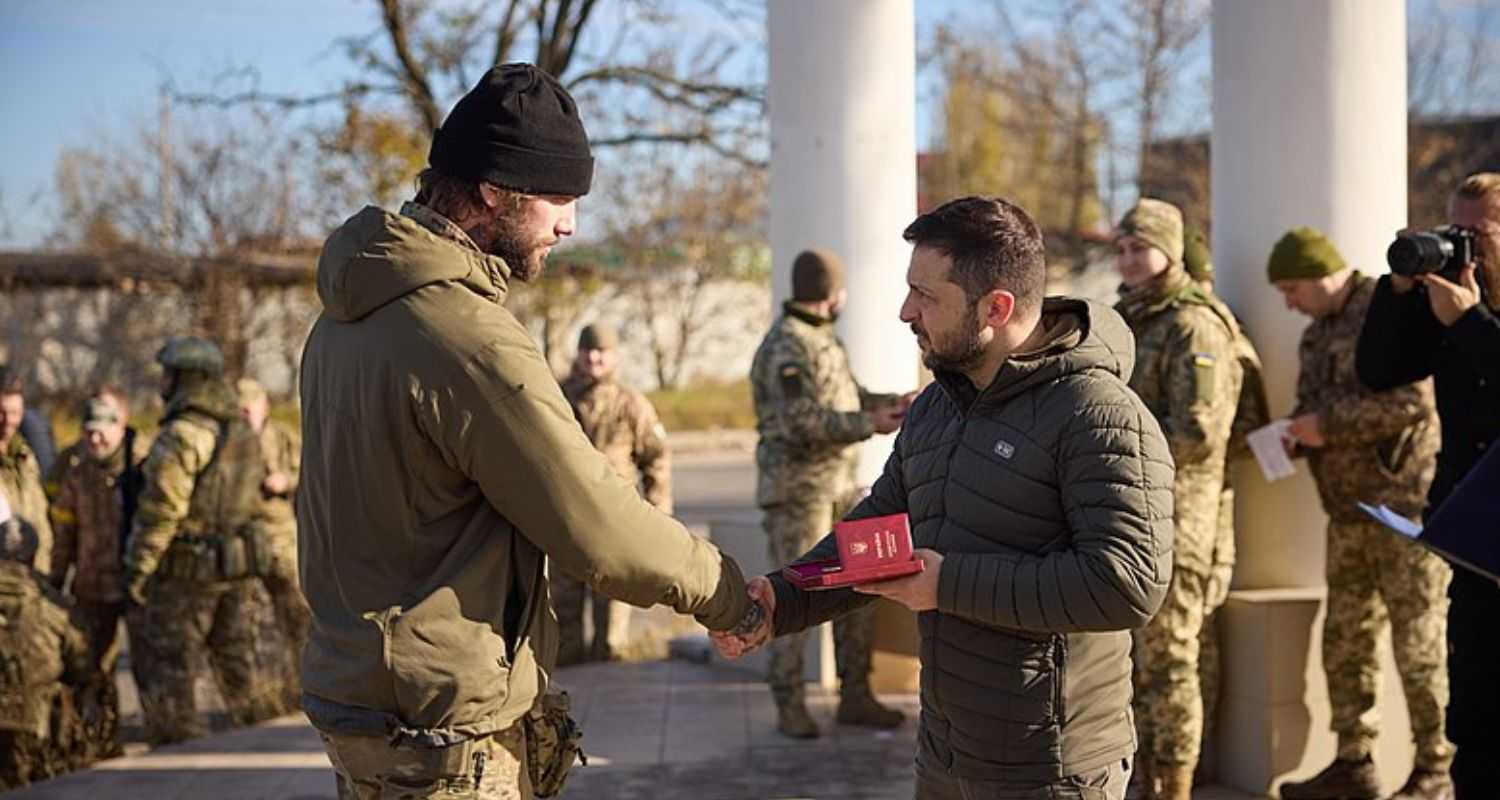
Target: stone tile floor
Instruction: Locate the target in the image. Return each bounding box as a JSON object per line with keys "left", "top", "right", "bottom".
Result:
{"left": 4, "top": 657, "right": 1257, "bottom": 800}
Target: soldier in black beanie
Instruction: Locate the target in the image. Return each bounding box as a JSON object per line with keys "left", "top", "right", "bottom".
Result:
{"left": 411, "top": 62, "right": 595, "bottom": 281}
{"left": 303, "top": 63, "right": 756, "bottom": 798}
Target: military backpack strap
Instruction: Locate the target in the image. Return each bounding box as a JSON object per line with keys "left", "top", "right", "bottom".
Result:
{"left": 118, "top": 427, "right": 144, "bottom": 561}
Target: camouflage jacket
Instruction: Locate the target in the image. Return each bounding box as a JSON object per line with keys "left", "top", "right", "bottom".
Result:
{"left": 257, "top": 419, "right": 301, "bottom": 536}
{"left": 48, "top": 434, "right": 152, "bottom": 603}
{"left": 751, "top": 304, "right": 895, "bottom": 507}
{"left": 1117, "top": 266, "right": 1244, "bottom": 575}
{"left": 124, "top": 377, "right": 265, "bottom": 592}
{"left": 0, "top": 437, "right": 54, "bottom": 577}
{"left": 1293, "top": 272, "right": 1438, "bottom": 521}
{"left": 560, "top": 373, "right": 671, "bottom": 513}
{"left": 0, "top": 561, "right": 93, "bottom": 739}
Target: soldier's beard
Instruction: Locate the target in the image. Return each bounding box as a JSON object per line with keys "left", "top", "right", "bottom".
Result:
{"left": 470, "top": 208, "right": 552, "bottom": 283}
{"left": 917, "top": 305, "right": 987, "bottom": 373}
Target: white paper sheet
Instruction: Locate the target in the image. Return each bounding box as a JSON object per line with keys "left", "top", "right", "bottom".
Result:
{"left": 1357, "top": 502, "right": 1423, "bottom": 539}
{"left": 1246, "top": 419, "right": 1296, "bottom": 482}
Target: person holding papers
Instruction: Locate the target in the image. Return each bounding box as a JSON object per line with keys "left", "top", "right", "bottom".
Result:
{"left": 1267, "top": 227, "right": 1453, "bottom": 800}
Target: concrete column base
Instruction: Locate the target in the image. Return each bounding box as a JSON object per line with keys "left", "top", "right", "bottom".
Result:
{"left": 1216, "top": 588, "right": 1417, "bottom": 796}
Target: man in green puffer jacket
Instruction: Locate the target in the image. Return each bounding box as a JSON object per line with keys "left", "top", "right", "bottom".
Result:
{"left": 299, "top": 64, "right": 751, "bottom": 799}
{"left": 716, "top": 196, "right": 1176, "bottom": 799}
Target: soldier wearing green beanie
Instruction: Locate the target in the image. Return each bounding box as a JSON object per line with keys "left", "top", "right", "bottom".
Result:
{"left": 1270, "top": 225, "right": 1454, "bottom": 800}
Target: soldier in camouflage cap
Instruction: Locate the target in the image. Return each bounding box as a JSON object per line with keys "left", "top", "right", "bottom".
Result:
{"left": 556, "top": 323, "right": 672, "bottom": 665}
{"left": 47, "top": 388, "right": 151, "bottom": 757}
{"left": 123, "top": 337, "right": 280, "bottom": 744}
{"left": 1114, "top": 198, "right": 1244, "bottom": 800}
{"left": 1268, "top": 228, "right": 1453, "bottom": 800}
{"left": 0, "top": 515, "right": 108, "bottom": 789}
{"left": 237, "top": 378, "right": 311, "bottom": 712}
{"left": 750, "top": 247, "right": 912, "bottom": 739}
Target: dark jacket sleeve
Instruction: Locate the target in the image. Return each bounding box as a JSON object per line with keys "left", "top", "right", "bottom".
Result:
{"left": 1357, "top": 276, "right": 1441, "bottom": 390}
{"left": 440, "top": 332, "right": 748, "bottom": 632}
{"left": 936, "top": 386, "right": 1175, "bottom": 632}
{"left": 766, "top": 423, "right": 911, "bottom": 636}
{"left": 1446, "top": 304, "right": 1500, "bottom": 383}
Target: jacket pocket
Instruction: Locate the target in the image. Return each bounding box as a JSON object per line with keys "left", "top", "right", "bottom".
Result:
{"left": 1374, "top": 422, "right": 1422, "bottom": 479}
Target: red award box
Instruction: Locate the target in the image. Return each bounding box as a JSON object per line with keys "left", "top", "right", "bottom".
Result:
{"left": 781, "top": 513, "right": 924, "bottom": 590}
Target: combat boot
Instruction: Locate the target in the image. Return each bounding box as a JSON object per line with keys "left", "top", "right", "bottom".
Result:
{"left": 835, "top": 691, "right": 904, "bottom": 729}
{"left": 773, "top": 689, "right": 820, "bottom": 739}
{"left": 1386, "top": 768, "right": 1453, "bottom": 800}
{"left": 1279, "top": 756, "right": 1381, "bottom": 800}
{"left": 1155, "top": 764, "right": 1193, "bottom": 800}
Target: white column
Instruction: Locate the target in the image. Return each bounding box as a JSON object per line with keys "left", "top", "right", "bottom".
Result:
{"left": 768, "top": 0, "right": 920, "bottom": 488}
{"left": 1213, "top": 0, "right": 1407, "bottom": 590}
{"left": 1212, "top": 3, "right": 1411, "bottom": 793}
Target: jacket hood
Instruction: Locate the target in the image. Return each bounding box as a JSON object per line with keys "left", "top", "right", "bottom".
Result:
{"left": 939, "top": 297, "right": 1137, "bottom": 409}
{"left": 315, "top": 206, "right": 512, "bottom": 322}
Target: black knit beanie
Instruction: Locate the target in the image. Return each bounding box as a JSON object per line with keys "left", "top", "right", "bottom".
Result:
{"left": 428, "top": 63, "right": 594, "bottom": 197}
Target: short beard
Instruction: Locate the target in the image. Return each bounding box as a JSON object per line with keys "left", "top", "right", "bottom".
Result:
{"left": 469, "top": 206, "right": 548, "bottom": 282}
{"left": 920, "top": 304, "right": 987, "bottom": 373}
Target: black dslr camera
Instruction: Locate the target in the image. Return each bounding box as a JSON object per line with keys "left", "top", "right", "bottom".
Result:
{"left": 1386, "top": 225, "right": 1476, "bottom": 278}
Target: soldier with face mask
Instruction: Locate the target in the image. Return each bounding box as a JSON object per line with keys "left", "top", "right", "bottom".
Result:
{"left": 122, "top": 337, "right": 280, "bottom": 745}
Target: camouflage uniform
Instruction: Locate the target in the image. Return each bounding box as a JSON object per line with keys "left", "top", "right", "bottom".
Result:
{"left": 751, "top": 302, "right": 896, "bottom": 713}
{"left": 0, "top": 559, "right": 107, "bottom": 790}
{"left": 1117, "top": 263, "right": 1244, "bottom": 773}
{"left": 320, "top": 725, "right": 529, "bottom": 800}
{"left": 1292, "top": 272, "right": 1452, "bottom": 771}
{"left": 1, "top": 435, "right": 54, "bottom": 577}
{"left": 555, "top": 369, "right": 671, "bottom": 664}
{"left": 46, "top": 431, "right": 151, "bottom": 754}
{"left": 1197, "top": 296, "right": 1269, "bottom": 769}
{"left": 255, "top": 417, "right": 311, "bottom": 707}
{"left": 123, "top": 353, "right": 280, "bottom": 745}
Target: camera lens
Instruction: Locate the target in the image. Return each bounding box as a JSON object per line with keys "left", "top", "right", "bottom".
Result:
{"left": 1387, "top": 232, "right": 1453, "bottom": 276}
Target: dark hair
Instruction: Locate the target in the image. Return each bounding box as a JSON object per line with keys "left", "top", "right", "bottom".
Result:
{"left": 413, "top": 168, "right": 525, "bottom": 224}
{"left": 902, "top": 196, "right": 1046, "bottom": 314}
{"left": 0, "top": 364, "right": 23, "bottom": 396}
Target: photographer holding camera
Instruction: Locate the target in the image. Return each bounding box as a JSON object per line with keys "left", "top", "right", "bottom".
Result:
{"left": 1357, "top": 173, "right": 1500, "bottom": 799}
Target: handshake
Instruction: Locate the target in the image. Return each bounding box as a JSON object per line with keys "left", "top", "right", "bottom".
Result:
{"left": 710, "top": 577, "right": 776, "bottom": 659}
{"left": 709, "top": 547, "right": 945, "bottom": 660}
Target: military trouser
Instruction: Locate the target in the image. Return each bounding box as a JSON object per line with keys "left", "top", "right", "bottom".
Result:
{"left": 762, "top": 492, "right": 873, "bottom": 704}
{"left": 75, "top": 598, "right": 126, "bottom": 756}
{"left": 132, "top": 576, "right": 281, "bottom": 745}
{"left": 552, "top": 574, "right": 632, "bottom": 666}
{"left": 1195, "top": 482, "right": 1236, "bottom": 777}
{"left": 0, "top": 687, "right": 99, "bottom": 790}
{"left": 320, "top": 724, "right": 530, "bottom": 800}
{"left": 1323, "top": 519, "right": 1453, "bottom": 770}
{"left": 258, "top": 528, "right": 311, "bottom": 709}
{"left": 1134, "top": 564, "right": 1212, "bottom": 770}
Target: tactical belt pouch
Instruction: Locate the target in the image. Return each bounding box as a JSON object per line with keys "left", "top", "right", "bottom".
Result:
{"left": 242, "top": 523, "right": 275, "bottom": 577}
{"left": 379, "top": 737, "right": 481, "bottom": 799}
{"left": 218, "top": 534, "right": 250, "bottom": 580}
{"left": 524, "top": 690, "right": 584, "bottom": 797}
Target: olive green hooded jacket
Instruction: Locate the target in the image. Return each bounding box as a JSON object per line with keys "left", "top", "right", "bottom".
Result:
{"left": 298, "top": 205, "right": 747, "bottom": 741}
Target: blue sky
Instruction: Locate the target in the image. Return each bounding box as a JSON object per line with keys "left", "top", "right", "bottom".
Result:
{"left": 1, "top": 0, "right": 1494, "bottom": 248}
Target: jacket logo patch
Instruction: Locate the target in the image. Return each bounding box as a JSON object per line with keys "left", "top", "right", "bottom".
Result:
{"left": 993, "top": 439, "right": 1015, "bottom": 459}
